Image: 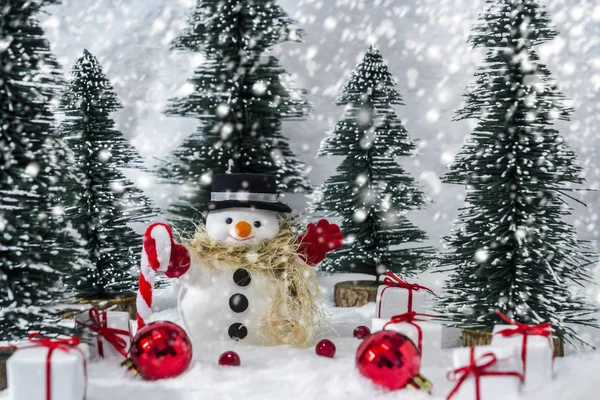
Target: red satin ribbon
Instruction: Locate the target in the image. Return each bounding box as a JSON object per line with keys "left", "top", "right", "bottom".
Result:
{"left": 76, "top": 308, "right": 130, "bottom": 358}
{"left": 494, "top": 311, "right": 553, "bottom": 380}
{"left": 377, "top": 272, "right": 435, "bottom": 317}
{"left": 22, "top": 332, "right": 87, "bottom": 400}
{"left": 382, "top": 311, "right": 437, "bottom": 354}
{"left": 447, "top": 347, "right": 524, "bottom": 400}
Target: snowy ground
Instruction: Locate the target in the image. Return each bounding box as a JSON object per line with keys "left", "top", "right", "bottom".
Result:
{"left": 3, "top": 273, "right": 599, "bottom": 400}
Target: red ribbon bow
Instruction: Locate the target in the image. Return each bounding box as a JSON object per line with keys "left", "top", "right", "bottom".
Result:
{"left": 494, "top": 311, "right": 553, "bottom": 380}
{"left": 446, "top": 348, "right": 523, "bottom": 400}
{"left": 382, "top": 311, "right": 437, "bottom": 354}
{"left": 24, "top": 332, "right": 87, "bottom": 400}
{"left": 377, "top": 272, "right": 435, "bottom": 317}
{"left": 76, "top": 308, "right": 130, "bottom": 358}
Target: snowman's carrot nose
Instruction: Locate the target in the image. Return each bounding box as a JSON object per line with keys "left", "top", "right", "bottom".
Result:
{"left": 235, "top": 221, "right": 252, "bottom": 238}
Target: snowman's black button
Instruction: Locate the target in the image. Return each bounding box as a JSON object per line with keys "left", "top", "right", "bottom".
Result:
{"left": 229, "top": 293, "right": 249, "bottom": 313}
{"left": 228, "top": 323, "right": 248, "bottom": 340}
{"left": 233, "top": 268, "right": 251, "bottom": 287}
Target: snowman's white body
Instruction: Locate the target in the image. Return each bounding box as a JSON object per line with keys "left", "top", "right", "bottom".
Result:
{"left": 177, "top": 259, "right": 275, "bottom": 345}
{"left": 176, "top": 208, "right": 286, "bottom": 346}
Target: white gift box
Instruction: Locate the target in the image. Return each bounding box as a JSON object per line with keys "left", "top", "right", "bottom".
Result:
{"left": 371, "top": 316, "right": 442, "bottom": 367}
{"left": 7, "top": 342, "right": 87, "bottom": 400}
{"left": 375, "top": 282, "right": 431, "bottom": 318}
{"left": 448, "top": 345, "right": 522, "bottom": 400}
{"left": 491, "top": 324, "right": 554, "bottom": 388}
{"left": 76, "top": 310, "right": 131, "bottom": 359}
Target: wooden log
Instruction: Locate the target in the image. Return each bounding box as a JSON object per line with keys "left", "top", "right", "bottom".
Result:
{"left": 334, "top": 280, "right": 379, "bottom": 307}
{"left": 0, "top": 361, "right": 6, "bottom": 391}
{"left": 0, "top": 348, "right": 15, "bottom": 391}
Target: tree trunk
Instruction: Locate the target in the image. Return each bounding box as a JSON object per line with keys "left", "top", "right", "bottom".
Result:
{"left": 334, "top": 280, "right": 379, "bottom": 307}
{"left": 0, "top": 361, "right": 6, "bottom": 391}
{"left": 0, "top": 348, "right": 14, "bottom": 391}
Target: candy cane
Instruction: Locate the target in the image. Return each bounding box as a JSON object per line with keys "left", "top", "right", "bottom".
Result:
{"left": 137, "top": 223, "right": 172, "bottom": 329}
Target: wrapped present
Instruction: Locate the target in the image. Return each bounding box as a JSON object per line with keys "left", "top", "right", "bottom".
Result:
{"left": 376, "top": 272, "right": 435, "bottom": 318}
{"left": 76, "top": 308, "right": 131, "bottom": 359}
{"left": 447, "top": 345, "right": 523, "bottom": 400}
{"left": 371, "top": 312, "right": 441, "bottom": 367}
{"left": 7, "top": 333, "right": 87, "bottom": 400}
{"left": 491, "top": 311, "right": 554, "bottom": 388}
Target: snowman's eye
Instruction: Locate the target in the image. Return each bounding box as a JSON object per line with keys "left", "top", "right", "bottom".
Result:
{"left": 254, "top": 221, "right": 261, "bottom": 228}
{"left": 226, "top": 218, "right": 233, "bottom": 224}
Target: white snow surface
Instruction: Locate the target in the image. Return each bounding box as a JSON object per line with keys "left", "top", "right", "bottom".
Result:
{"left": 3, "top": 273, "right": 599, "bottom": 400}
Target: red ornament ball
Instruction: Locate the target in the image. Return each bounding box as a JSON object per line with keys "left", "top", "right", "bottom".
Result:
{"left": 353, "top": 325, "right": 371, "bottom": 339}
{"left": 129, "top": 321, "right": 193, "bottom": 380}
{"left": 315, "top": 339, "right": 336, "bottom": 358}
{"left": 219, "top": 351, "right": 241, "bottom": 366}
{"left": 356, "top": 330, "right": 421, "bottom": 391}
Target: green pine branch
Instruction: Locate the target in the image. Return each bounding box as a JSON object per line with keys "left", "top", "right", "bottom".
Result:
{"left": 0, "top": 0, "right": 80, "bottom": 341}
{"left": 156, "top": 0, "right": 312, "bottom": 234}
{"left": 436, "top": 0, "right": 598, "bottom": 343}
{"left": 310, "top": 45, "right": 434, "bottom": 278}
{"left": 57, "top": 50, "right": 158, "bottom": 298}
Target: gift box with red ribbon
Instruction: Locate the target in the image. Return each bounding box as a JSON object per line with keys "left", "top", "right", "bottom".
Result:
{"left": 491, "top": 311, "right": 554, "bottom": 389}
{"left": 371, "top": 311, "right": 441, "bottom": 366}
{"left": 7, "top": 333, "right": 88, "bottom": 400}
{"left": 375, "top": 272, "right": 435, "bottom": 318}
{"left": 447, "top": 345, "right": 523, "bottom": 400}
{"left": 75, "top": 308, "right": 131, "bottom": 360}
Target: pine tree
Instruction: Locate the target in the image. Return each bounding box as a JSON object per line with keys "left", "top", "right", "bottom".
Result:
{"left": 58, "top": 50, "right": 157, "bottom": 298}
{"left": 157, "top": 0, "right": 311, "bottom": 233}
{"left": 310, "top": 46, "right": 433, "bottom": 279}
{"left": 437, "top": 0, "right": 597, "bottom": 341}
{"left": 0, "top": 0, "right": 77, "bottom": 340}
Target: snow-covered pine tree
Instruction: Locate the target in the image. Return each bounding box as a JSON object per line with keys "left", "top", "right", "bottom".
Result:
{"left": 158, "top": 0, "right": 311, "bottom": 233}
{"left": 437, "top": 0, "right": 597, "bottom": 341}
{"left": 0, "top": 0, "right": 77, "bottom": 340}
{"left": 58, "top": 50, "right": 157, "bottom": 298}
{"left": 310, "top": 46, "right": 433, "bottom": 279}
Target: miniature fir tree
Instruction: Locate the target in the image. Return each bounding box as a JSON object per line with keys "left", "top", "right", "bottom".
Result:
{"left": 158, "top": 0, "right": 311, "bottom": 233}
{"left": 58, "top": 50, "right": 157, "bottom": 298}
{"left": 0, "top": 0, "right": 76, "bottom": 340}
{"left": 437, "top": 0, "right": 597, "bottom": 341}
{"left": 310, "top": 46, "right": 433, "bottom": 278}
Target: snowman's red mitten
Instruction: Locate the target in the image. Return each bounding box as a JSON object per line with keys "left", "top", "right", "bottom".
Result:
{"left": 143, "top": 222, "right": 191, "bottom": 278}
{"left": 297, "top": 219, "right": 344, "bottom": 266}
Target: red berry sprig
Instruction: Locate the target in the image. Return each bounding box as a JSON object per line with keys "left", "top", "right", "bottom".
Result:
{"left": 315, "top": 339, "right": 336, "bottom": 358}
{"left": 218, "top": 351, "right": 241, "bottom": 366}
{"left": 353, "top": 325, "right": 371, "bottom": 340}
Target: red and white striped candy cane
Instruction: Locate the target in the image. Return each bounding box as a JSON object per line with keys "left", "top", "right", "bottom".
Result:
{"left": 137, "top": 223, "right": 173, "bottom": 329}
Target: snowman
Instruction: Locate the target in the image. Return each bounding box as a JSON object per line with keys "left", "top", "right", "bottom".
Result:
{"left": 136, "top": 173, "right": 343, "bottom": 348}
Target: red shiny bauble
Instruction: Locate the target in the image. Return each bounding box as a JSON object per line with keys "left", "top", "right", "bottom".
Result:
{"left": 129, "top": 321, "right": 193, "bottom": 380}
{"left": 218, "top": 351, "right": 241, "bottom": 366}
{"left": 315, "top": 339, "right": 336, "bottom": 358}
{"left": 356, "top": 330, "right": 421, "bottom": 390}
{"left": 353, "top": 325, "right": 371, "bottom": 339}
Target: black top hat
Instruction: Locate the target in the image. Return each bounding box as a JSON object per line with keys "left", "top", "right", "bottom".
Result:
{"left": 202, "top": 173, "right": 292, "bottom": 213}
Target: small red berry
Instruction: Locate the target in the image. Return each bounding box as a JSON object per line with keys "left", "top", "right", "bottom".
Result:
{"left": 315, "top": 339, "right": 336, "bottom": 358}
{"left": 353, "top": 325, "right": 371, "bottom": 340}
{"left": 218, "top": 351, "right": 241, "bottom": 366}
